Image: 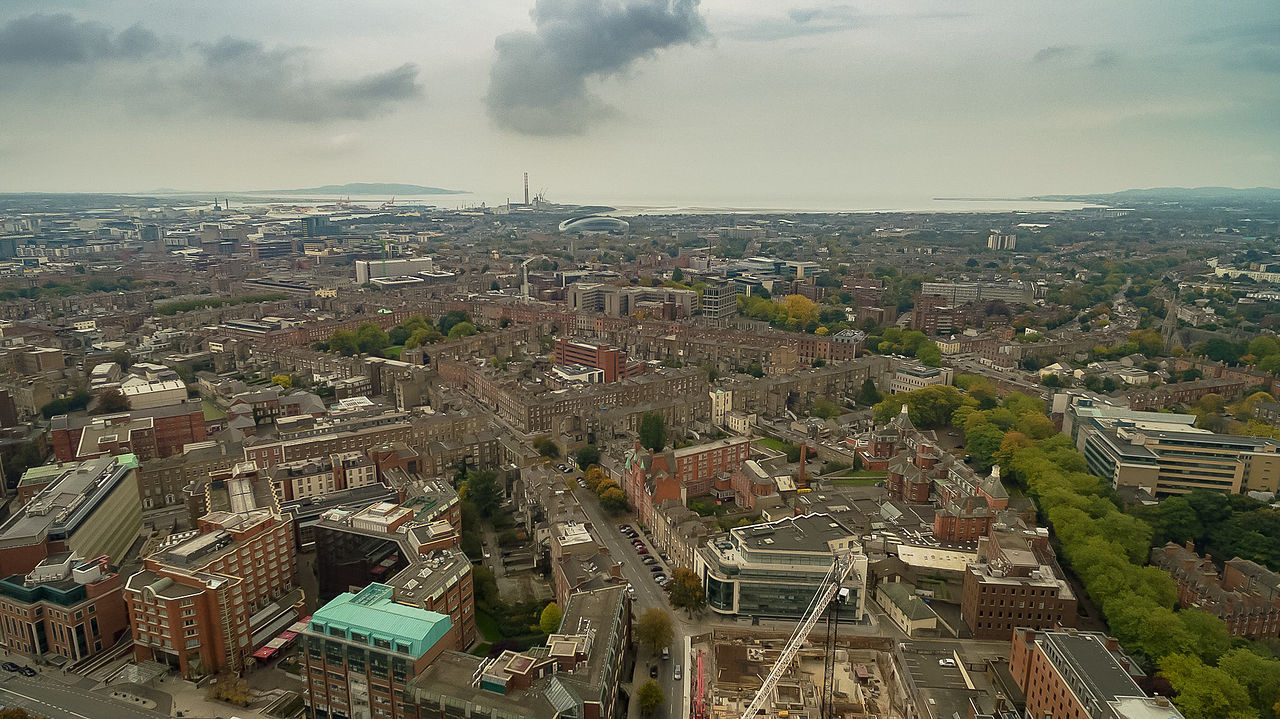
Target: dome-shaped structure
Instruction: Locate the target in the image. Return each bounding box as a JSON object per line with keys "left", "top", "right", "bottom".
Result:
{"left": 558, "top": 215, "right": 630, "bottom": 234}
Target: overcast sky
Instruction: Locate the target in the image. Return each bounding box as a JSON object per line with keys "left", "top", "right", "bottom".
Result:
{"left": 0, "top": 0, "right": 1276, "bottom": 205}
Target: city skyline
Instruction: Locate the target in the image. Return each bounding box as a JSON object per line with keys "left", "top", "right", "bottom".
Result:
{"left": 0, "top": 0, "right": 1277, "bottom": 202}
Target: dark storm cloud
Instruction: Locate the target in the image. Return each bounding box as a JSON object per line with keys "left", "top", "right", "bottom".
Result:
{"left": 0, "top": 13, "right": 420, "bottom": 123}
{"left": 485, "top": 0, "right": 707, "bottom": 136}
{"left": 0, "top": 13, "right": 162, "bottom": 64}
{"left": 189, "top": 38, "right": 422, "bottom": 122}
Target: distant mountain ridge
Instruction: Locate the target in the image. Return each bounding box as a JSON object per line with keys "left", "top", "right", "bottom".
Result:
{"left": 1034, "top": 186, "right": 1280, "bottom": 204}
{"left": 243, "top": 182, "right": 466, "bottom": 196}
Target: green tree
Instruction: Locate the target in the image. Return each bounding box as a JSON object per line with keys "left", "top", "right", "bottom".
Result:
{"left": 667, "top": 568, "right": 706, "bottom": 616}
{"left": 857, "top": 378, "right": 882, "bottom": 406}
{"left": 533, "top": 435, "right": 560, "bottom": 458}
{"left": 671, "top": 267, "right": 684, "bottom": 282}
{"left": 447, "top": 321, "right": 478, "bottom": 340}
{"left": 1158, "top": 653, "right": 1256, "bottom": 719}
{"left": 638, "top": 679, "right": 665, "bottom": 715}
{"left": 92, "top": 388, "right": 130, "bottom": 414}
{"left": 575, "top": 444, "right": 600, "bottom": 468}
{"left": 1217, "top": 648, "right": 1280, "bottom": 718}
{"left": 330, "top": 329, "right": 359, "bottom": 355}
{"left": 639, "top": 412, "right": 667, "bottom": 452}
{"left": 813, "top": 399, "right": 841, "bottom": 419}
{"left": 437, "top": 310, "right": 471, "bottom": 335}
{"left": 270, "top": 373, "right": 293, "bottom": 389}
{"left": 472, "top": 565, "right": 499, "bottom": 607}
{"left": 1178, "top": 610, "right": 1232, "bottom": 664}
{"left": 635, "top": 608, "right": 674, "bottom": 653}
{"left": 464, "top": 470, "right": 503, "bottom": 519}
{"left": 355, "top": 323, "right": 391, "bottom": 354}
{"left": 539, "top": 602, "right": 562, "bottom": 633}
{"left": 966, "top": 423, "right": 1006, "bottom": 473}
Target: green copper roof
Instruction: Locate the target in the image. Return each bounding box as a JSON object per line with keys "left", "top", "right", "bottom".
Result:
{"left": 310, "top": 583, "right": 452, "bottom": 658}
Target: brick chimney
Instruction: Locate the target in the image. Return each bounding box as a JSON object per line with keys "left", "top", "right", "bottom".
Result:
{"left": 798, "top": 442, "right": 808, "bottom": 486}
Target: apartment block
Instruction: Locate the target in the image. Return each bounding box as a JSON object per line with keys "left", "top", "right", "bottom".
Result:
{"left": 264, "top": 451, "right": 380, "bottom": 502}
{"left": 1010, "top": 628, "right": 1182, "bottom": 719}
{"left": 552, "top": 338, "right": 644, "bottom": 383}
{"left": 0, "top": 553, "right": 129, "bottom": 663}
{"left": 0, "top": 454, "right": 141, "bottom": 577}
{"left": 962, "top": 527, "right": 1076, "bottom": 640}
{"left": 302, "top": 583, "right": 454, "bottom": 719}
{"left": 621, "top": 436, "right": 751, "bottom": 529}
{"left": 126, "top": 509, "right": 301, "bottom": 678}
{"left": 314, "top": 501, "right": 476, "bottom": 650}
{"left": 49, "top": 398, "right": 208, "bottom": 462}
{"left": 1150, "top": 543, "right": 1280, "bottom": 638}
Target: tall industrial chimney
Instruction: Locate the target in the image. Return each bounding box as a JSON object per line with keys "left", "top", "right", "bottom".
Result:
{"left": 524, "top": 172, "right": 530, "bottom": 205}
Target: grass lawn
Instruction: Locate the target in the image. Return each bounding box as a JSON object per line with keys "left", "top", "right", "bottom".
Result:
{"left": 470, "top": 642, "right": 493, "bottom": 657}
{"left": 475, "top": 610, "right": 502, "bottom": 642}
{"left": 755, "top": 437, "right": 789, "bottom": 453}
{"left": 201, "top": 399, "right": 227, "bottom": 421}
{"left": 836, "top": 469, "right": 885, "bottom": 478}
{"left": 831, "top": 477, "right": 885, "bottom": 487}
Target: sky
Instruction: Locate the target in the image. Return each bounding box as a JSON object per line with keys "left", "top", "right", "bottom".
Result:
{"left": 0, "top": 0, "right": 1276, "bottom": 206}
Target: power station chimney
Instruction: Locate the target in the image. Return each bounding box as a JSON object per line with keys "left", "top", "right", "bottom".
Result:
{"left": 524, "top": 172, "right": 530, "bottom": 206}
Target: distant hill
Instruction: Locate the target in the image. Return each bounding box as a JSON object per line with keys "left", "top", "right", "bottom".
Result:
{"left": 243, "top": 182, "right": 466, "bottom": 196}
{"left": 1034, "top": 186, "right": 1280, "bottom": 204}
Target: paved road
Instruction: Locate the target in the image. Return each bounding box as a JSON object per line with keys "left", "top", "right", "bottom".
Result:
{"left": 571, "top": 481, "right": 688, "bottom": 719}
{"left": 0, "top": 674, "right": 167, "bottom": 719}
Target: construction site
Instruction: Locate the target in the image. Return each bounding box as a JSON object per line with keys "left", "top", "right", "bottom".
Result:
{"left": 695, "top": 629, "right": 906, "bottom": 719}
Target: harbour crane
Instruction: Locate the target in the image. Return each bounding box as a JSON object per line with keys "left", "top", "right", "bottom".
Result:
{"left": 738, "top": 550, "right": 857, "bottom": 719}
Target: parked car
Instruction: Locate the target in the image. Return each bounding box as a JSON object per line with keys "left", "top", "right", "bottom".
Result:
{"left": 1, "top": 662, "right": 18, "bottom": 672}
{"left": 636, "top": 547, "right": 649, "bottom": 555}
{"left": 619, "top": 524, "right": 632, "bottom": 532}
{"left": 661, "top": 647, "right": 670, "bottom": 660}
{"left": 650, "top": 664, "right": 659, "bottom": 678}
{"left": 18, "top": 666, "right": 34, "bottom": 677}
{"left": 938, "top": 658, "right": 957, "bottom": 667}
{"left": 653, "top": 573, "right": 666, "bottom": 583}
{"left": 650, "top": 566, "right": 664, "bottom": 573}
{"left": 642, "top": 556, "right": 658, "bottom": 565}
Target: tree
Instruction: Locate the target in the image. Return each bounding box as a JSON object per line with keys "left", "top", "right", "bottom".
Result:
{"left": 93, "top": 388, "right": 130, "bottom": 414}
{"left": 1217, "top": 648, "right": 1280, "bottom": 718}
{"left": 270, "top": 373, "right": 293, "bottom": 389}
{"left": 448, "top": 321, "right": 478, "bottom": 340}
{"left": 635, "top": 608, "right": 674, "bottom": 653}
{"left": 576, "top": 445, "right": 600, "bottom": 468}
{"left": 472, "top": 565, "right": 499, "bottom": 608}
{"left": 533, "top": 435, "right": 560, "bottom": 458}
{"left": 638, "top": 679, "right": 665, "bottom": 715}
{"left": 110, "top": 347, "right": 132, "bottom": 369}
{"left": 355, "top": 323, "right": 391, "bottom": 354}
{"left": 1178, "top": 610, "right": 1232, "bottom": 664}
{"left": 599, "top": 487, "right": 629, "bottom": 514}
{"left": 539, "top": 602, "right": 563, "bottom": 634}
{"left": 813, "top": 399, "right": 841, "bottom": 419}
{"left": 330, "top": 329, "right": 359, "bottom": 355}
{"left": 464, "top": 470, "right": 503, "bottom": 518}
{"left": 584, "top": 465, "right": 608, "bottom": 492}
{"left": 437, "top": 310, "right": 471, "bottom": 335}
{"left": 671, "top": 267, "right": 684, "bottom": 282}
{"left": 857, "top": 378, "right": 882, "bottom": 406}
{"left": 207, "top": 673, "right": 253, "bottom": 706}
{"left": 667, "top": 568, "right": 707, "bottom": 616}
{"left": 966, "top": 423, "right": 1006, "bottom": 473}
{"left": 1158, "top": 653, "right": 1255, "bottom": 719}
{"left": 639, "top": 412, "right": 666, "bottom": 452}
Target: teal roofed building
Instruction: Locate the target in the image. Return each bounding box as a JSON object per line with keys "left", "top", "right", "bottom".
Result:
{"left": 303, "top": 583, "right": 457, "bottom": 719}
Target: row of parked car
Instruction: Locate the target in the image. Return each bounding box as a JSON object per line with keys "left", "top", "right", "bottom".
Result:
{"left": 2, "top": 661, "right": 36, "bottom": 676}
{"left": 620, "top": 524, "right": 672, "bottom": 589}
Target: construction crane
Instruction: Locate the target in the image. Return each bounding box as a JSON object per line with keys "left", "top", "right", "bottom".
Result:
{"left": 738, "top": 551, "right": 857, "bottom": 719}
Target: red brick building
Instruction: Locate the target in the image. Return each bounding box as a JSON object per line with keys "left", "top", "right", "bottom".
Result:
{"left": 621, "top": 437, "right": 751, "bottom": 528}
{"left": 1010, "top": 628, "right": 1174, "bottom": 719}
{"left": 553, "top": 338, "right": 644, "bottom": 383}
{"left": 962, "top": 527, "right": 1077, "bottom": 640}
{"left": 1149, "top": 543, "right": 1280, "bottom": 639}
{"left": 0, "top": 554, "right": 129, "bottom": 663}
{"left": 125, "top": 510, "right": 301, "bottom": 678}
{"left": 49, "top": 399, "right": 207, "bottom": 462}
